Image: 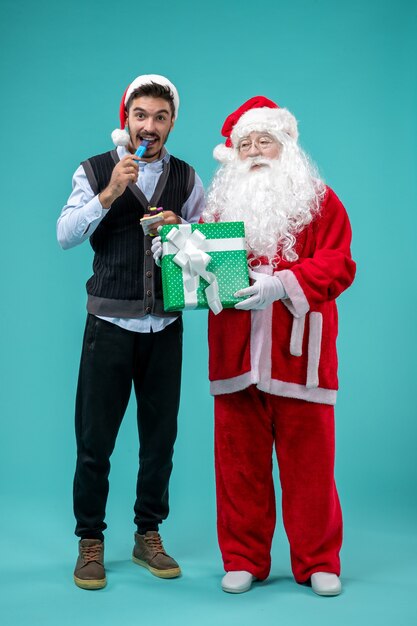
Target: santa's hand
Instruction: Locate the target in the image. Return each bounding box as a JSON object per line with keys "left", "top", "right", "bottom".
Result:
{"left": 151, "top": 235, "right": 162, "bottom": 267}
{"left": 234, "top": 270, "right": 286, "bottom": 310}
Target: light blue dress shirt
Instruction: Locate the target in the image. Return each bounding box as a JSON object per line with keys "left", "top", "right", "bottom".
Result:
{"left": 57, "top": 145, "right": 205, "bottom": 332}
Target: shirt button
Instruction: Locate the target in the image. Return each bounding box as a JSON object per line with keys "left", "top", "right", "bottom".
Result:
{"left": 145, "top": 249, "right": 151, "bottom": 256}
{"left": 146, "top": 271, "right": 152, "bottom": 278}
{"left": 146, "top": 290, "right": 152, "bottom": 296}
{"left": 145, "top": 306, "right": 151, "bottom": 313}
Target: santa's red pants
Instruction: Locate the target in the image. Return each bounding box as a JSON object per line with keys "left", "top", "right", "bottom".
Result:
{"left": 214, "top": 386, "right": 342, "bottom": 583}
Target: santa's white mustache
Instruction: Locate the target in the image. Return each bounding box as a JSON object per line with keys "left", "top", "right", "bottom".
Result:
{"left": 236, "top": 156, "right": 273, "bottom": 172}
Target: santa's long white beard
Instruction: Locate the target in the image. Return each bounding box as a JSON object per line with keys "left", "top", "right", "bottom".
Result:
{"left": 204, "top": 142, "right": 325, "bottom": 262}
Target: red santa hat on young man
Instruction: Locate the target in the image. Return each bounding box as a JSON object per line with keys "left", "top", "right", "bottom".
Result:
{"left": 213, "top": 96, "right": 298, "bottom": 163}
{"left": 111, "top": 74, "right": 180, "bottom": 147}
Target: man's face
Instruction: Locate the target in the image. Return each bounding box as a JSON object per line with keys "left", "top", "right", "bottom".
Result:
{"left": 126, "top": 96, "right": 175, "bottom": 161}
{"left": 237, "top": 131, "right": 282, "bottom": 168}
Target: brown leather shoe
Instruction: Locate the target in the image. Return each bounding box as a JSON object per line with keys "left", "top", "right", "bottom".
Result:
{"left": 132, "top": 531, "right": 181, "bottom": 578}
{"left": 74, "top": 539, "right": 106, "bottom": 590}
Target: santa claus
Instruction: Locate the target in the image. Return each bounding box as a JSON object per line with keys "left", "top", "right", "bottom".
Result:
{"left": 203, "top": 96, "right": 356, "bottom": 595}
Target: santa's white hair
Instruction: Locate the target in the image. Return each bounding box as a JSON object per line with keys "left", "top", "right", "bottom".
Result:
{"left": 203, "top": 132, "right": 326, "bottom": 263}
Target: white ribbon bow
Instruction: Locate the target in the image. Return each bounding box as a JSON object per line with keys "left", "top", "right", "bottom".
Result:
{"left": 166, "top": 226, "right": 223, "bottom": 315}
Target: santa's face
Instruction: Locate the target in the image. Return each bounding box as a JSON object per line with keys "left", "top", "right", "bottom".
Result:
{"left": 125, "top": 96, "right": 175, "bottom": 161}
{"left": 236, "top": 131, "right": 282, "bottom": 168}
{"left": 204, "top": 131, "right": 323, "bottom": 262}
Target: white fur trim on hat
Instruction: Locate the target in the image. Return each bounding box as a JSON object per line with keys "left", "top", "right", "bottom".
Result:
{"left": 126, "top": 74, "right": 180, "bottom": 117}
{"left": 230, "top": 107, "right": 298, "bottom": 146}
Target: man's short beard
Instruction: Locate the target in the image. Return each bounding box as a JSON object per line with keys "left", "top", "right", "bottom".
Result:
{"left": 203, "top": 140, "right": 326, "bottom": 262}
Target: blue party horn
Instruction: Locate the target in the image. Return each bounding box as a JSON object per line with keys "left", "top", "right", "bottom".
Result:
{"left": 135, "top": 139, "right": 150, "bottom": 158}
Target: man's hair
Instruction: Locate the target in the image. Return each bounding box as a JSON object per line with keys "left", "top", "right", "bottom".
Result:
{"left": 125, "top": 82, "right": 175, "bottom": 117}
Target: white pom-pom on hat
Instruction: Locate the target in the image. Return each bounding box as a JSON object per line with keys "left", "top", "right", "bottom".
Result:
{"left": 213, "top": 143, "right": 236, "bottom": 163}
{"left": 111, "top": 74, "right": 180, "bottom": 147}
{"left": 111, "top": 128, "right": 130, "bottom": 147}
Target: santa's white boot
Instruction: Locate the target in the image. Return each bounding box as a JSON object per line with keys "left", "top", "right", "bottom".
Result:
{"left": 310, "top": 572, "right": 342, "bottom": 596}
{"left": 222, "top": 571, "right": 255, "bottom": 593}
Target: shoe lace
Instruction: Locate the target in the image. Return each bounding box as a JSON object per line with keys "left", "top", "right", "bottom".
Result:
{"left": 145, "top": 533, "right": 166, "bottom": 555}
{"left": 80, "top": 543, "right": 102, "bottom": 563}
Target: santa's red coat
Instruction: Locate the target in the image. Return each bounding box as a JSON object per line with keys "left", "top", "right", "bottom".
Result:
{"left": 208, "top": 186, "right": 356, "bottom": 405}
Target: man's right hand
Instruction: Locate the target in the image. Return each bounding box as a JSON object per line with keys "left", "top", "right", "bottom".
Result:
{"left": 99, "top": 155, "right": 139, "bottom": 209}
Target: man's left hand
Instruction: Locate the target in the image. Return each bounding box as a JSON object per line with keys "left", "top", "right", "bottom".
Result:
{"left": 146, "top": 210, "right": 181, "bottom": 236}
{"left": 234, "top": 270, "right": 286, "bottom": 310}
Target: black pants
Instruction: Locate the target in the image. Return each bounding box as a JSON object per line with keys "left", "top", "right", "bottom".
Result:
{"left": 73, "top": 314, "right": 183, "bottom": 540}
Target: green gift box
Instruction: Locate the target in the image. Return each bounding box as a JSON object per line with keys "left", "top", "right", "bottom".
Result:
{"left": 160, "top": 222, "right": 249, "bottom": 314}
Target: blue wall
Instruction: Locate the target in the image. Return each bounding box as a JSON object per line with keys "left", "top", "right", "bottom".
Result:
{"left": 0, "top": 0, "right": 416, "bottom": 622}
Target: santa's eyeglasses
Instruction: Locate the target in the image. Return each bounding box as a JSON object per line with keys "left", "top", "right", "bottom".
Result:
{"left": 238, "top": 135, "right": 277, "bottom": 153}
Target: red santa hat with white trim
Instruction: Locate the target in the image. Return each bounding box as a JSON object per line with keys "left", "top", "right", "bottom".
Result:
{"left": 213, "top": 96, "right": 298, "bottom": 163}
{"left": 111, "top": 74, "right": 180, "bottom": 147}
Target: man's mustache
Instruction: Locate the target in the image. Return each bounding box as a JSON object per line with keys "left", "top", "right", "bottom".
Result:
{"left": 136, "top": 133, "right": 160, "bottom": 140}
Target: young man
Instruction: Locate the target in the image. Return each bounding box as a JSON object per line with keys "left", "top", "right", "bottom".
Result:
{"left": 57, "top": 74, "right": 204, "bottom": 590}
{"left": 203, "top": 97, "right": 356, "bottom": 596}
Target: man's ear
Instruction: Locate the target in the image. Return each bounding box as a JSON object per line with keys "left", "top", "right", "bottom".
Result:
{"left": 170, "top": 117, "right": 175, "bottom": 131}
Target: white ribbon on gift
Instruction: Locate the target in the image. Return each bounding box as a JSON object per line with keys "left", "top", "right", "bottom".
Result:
{"left": 162, "top": 224, "right": 245, "bottom": 315}
{"left": 165, "top": 225, "right": 222, "bottom": 314}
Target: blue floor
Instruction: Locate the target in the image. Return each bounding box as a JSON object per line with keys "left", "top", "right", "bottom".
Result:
{"left": 1, "top": 499, "right": 416, "bottom": 626}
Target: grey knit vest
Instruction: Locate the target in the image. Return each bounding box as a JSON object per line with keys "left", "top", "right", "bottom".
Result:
{"left": 81, "top": 149, "right": 194, "bottom": 318}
